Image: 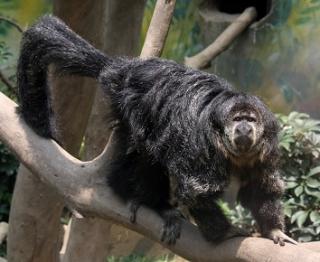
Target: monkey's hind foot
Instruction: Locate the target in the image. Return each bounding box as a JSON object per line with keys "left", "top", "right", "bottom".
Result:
{"left": 160, "top": 209, "right": 182, "bottom": 245}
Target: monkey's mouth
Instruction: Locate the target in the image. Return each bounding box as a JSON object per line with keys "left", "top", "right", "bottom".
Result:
{"left": 234, "top": 135, "right": 253, "bottom": 153}
{"left": 223, "top": 135, "right": 254, "bottom": 156}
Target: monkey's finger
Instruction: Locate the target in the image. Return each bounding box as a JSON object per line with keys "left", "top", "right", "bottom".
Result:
{"left": 277, "top": 231, "right": 298, "bottom": 245}
{"left": 279, "top": 238, "right": 285, "bottom": 246}
{"left": 283, "top": 236, "right": 298, "bottom": 245}
{"left": 273, "top": 236, "right": 279, "bottom": 244}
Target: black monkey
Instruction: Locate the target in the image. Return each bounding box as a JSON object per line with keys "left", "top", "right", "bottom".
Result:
{"left": 18, "top": 15, "right": 296, "bottom": 246}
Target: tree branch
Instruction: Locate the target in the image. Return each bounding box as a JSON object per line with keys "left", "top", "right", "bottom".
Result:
{"left": 0, "top": 16, "right": 24, "bottom": 33}
{"left": 185, "top": 7, "right": 257, "bottom": 69}
{"left": 140, "top": 0, "right": 176, "bottom": 58}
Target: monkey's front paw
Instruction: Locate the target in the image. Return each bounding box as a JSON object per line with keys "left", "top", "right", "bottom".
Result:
{"left": 265, "top": 229, "right": 298, "bottom": 246}
{"left": 224, "top": 226, "right": 251, "bottom": 240}
{"left": 160, "top": 209, "right": 182, "bottom": 245}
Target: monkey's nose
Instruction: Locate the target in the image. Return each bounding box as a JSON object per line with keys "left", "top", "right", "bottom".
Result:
{"left": 235, "top": 124, "right": 252, "bottom": 136}
{"left": 234, "top": 123, "right": 253, "bottom": 152}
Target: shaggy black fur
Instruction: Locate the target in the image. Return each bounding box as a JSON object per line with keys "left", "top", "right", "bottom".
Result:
{"left": 17, "top": 15, "right": 285, "bottom": 244}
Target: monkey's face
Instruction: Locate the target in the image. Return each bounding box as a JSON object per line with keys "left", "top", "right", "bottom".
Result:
{"left": 218, "top": 97, "right": 266, "bottom": 157}
{"left": 223, "top": 109, "right": 263, "bottom": 155}
{"left": 212, "top": 94, "right": 279, "bottom": 164}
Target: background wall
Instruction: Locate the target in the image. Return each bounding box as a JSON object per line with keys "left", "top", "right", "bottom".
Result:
{"left": 201, "top": 0, "right": 320, "bottom": 117}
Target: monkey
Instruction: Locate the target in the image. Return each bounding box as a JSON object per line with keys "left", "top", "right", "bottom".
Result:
{"left": 17, "top": 15, "right": 297, "bottom": 246}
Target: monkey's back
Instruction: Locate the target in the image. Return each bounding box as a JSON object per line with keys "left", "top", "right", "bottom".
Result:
{"left": 99, "top": 58, "right": 234, "bottom": 166}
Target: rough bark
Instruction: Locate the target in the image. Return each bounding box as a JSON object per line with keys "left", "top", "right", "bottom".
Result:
{"left": 7, "top": 1, "right": 106, "bottom": 261}
{"left": 61, "top": 1, "right": 167, "bottom": 261}
{"left": 1, "top": 92, "right": 320, "bottom": 262}
{"left": 7, "top": 165, "right": 64, "bottom": 262}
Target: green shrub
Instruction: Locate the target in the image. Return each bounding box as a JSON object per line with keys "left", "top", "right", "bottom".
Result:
{"left": 278, "top": 112, "right": 320, "bottom": 242}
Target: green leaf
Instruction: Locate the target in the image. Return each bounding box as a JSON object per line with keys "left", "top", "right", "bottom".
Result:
{"left": 291, "top": 210, "right": 305, "bottom": 223}
{"left": 286, "top": 181, "right": 298, "bottom": 189}
{"left": 307, "top": 166, "right": 320, "bottom": 177}
{"left": 297, "top": 211, "right": 309, "bottom": 228}
{"left": 294, "top": 185, "right": 303, "bottom": 197}
{"left": 310, "top": 211, "right": 320, "bottom": 223}
{"left": 305, "top": 178, "right": 320, "bottom": 188}
{"left": 279, "top": 142, "right": 291, "bottom": 151}
{"left": 284, "top": 206, "right": 292, "bottom": 217}
{"left": 304, "top": 187, "right": 320, "bottom": 198}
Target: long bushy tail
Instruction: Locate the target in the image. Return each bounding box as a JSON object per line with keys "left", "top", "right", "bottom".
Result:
{"left": 17, "top": 15, "right": 111, "bottom": 138}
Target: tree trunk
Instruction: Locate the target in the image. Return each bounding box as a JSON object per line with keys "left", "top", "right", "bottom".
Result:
{"left": 7, "top": 1, "right": 105, "bottom": 261}
{"left": 61, "top": 1, "right": 171, "bottom": 261}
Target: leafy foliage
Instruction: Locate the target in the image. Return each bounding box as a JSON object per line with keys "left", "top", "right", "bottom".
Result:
{"left": 219, "top": 200, "right": 256, "bottom": 233}
{"left": 278, "top": 112, "right": 320, "bottom": 242}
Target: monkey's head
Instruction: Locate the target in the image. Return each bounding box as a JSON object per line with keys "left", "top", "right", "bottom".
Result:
{"left": 215, "top": 93, "right": 279, "bottom": 163}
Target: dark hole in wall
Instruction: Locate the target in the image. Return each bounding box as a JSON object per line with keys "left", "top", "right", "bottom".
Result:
{"left": 214, "top": 0, "right": 272, "bottom": 21}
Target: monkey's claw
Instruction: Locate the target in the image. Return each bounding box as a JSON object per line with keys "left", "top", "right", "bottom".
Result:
{"left": 267, "top": 229, "right": 298, "bottom": 246}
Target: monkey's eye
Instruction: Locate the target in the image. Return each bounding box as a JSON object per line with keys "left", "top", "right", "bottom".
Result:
{"left": 233, "top": 117, "right": 242, "bottom": 122}
{"left": 246, "top": 117, "right": 256, "bottom": 122}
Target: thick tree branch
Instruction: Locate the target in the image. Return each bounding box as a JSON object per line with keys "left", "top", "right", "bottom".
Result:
{"left": 1, "top": 93, "right": 320, "bottom": 262}
{"left": 185, "top": 7, "right": 257, "bottom": 69}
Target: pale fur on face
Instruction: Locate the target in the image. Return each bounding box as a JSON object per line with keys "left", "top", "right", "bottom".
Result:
{"left": 222, "top": 109, "right": 265, "bottom": 166}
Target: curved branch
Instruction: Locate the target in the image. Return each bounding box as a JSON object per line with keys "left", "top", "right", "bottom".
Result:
{"left": 185, "top": 7, "right": 257, "bottom": 69}
{"left": 1, "top": 93, "right": 320, "bottom": 262}
{"left": 0, "top": 16, "right": 24, "bottom": 33}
